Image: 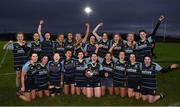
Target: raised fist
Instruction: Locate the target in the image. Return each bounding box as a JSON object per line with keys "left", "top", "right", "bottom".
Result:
{"left": 40, "top": 20, "right": 44, "bottom": 25}
{"left": 159, "top": 15, "right": 165, "bottom": 21}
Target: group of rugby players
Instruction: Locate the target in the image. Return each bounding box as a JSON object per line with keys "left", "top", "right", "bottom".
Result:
{"left": 4, "top": 15, "right": 178, "bottom": 103}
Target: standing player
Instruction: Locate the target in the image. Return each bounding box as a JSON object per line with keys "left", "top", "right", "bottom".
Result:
{"left": 85, "top": 53, "right": 102, "bottom": 98}
{"left": 28, "top": 32, "right": 42, "bottom": 58}
{"left": 19, "top": 53, "right": 38, "bottom": 102}
{"left": 73, "top": 23, "right": 90, "bottom": 59}
{"left": 101, "top": 52, "right": 114, "bottom": 96}
{"left": 64, "top": 32, "right": 74, "bottom": 53}
{"left": 38, "top": 20, "right": 54, "bottom": 59}
{"left": 124, "top": 33, "right": 136, "bottom": 62}
{"left": 61, "top": 50, "right": 76, "bottom": 95}
{"left": 36, "top": 55, "right": 49, "bottom": 97}
{"left": 126, "top": 53, "right": 141, "bottom": 100}
{"left": 93, "top": 23, "right": 111, "bottom": 63}
{"left": 74, "top": 51, "right": 88, "bottom": 95}
{"left": 83, "top": 35, "right": 97, "bottom": 60}
{"left": 136, "top": 16, "right": 165, "bottom": 61}
{"left": 113, "top": 51, "right": 128, "bottom": 97}
{"left": 4, "top": 32, "right": 30, "bottom": 96}
{"left": 54, "top": 34, "right": 66, "bottom": 60}
{"left": 109, "top": 33, "right": 125, "bottom": 62}
{"left": 48, "top": 53, "right": 63, "bottom": 97}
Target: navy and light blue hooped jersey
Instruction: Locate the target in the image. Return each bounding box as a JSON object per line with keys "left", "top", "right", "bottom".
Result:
{"left": 22, "top": 61, "right": 37, "bottom": 82}
{"left": 54, "top": 41, "right": 66, "bottom": 60}
{"left": 110, "top": 40, "right": 125, "bottom": 59}
{"left": 13, "top": 42, "right": 29, "bottom": 69}
{"left": 73, "top": 43, "right": 85, "bottom": 59}
{"left": 64, "top": 40, "right": 74, "bottom": 52}
{"left": 28, "top": 41, "right": 42, "bottom": 55}
{"left": 87, "top": 62, "right": 103, "bottom": 82}
{"left": 41, "top": 40, "right": 54, "bottom": 59}
{"left": 84, "top": 43, "right": 96, "bottom": 58}
{"left": 113, "top": 60, "right": 128, "bottom": 83}
{"left": 135, "top": 39, "right": 152, "bottom": 62}
{"left": 74, "top": 59, "right": 88, "bottom": 82}
{"left": 36, "top": 63, "right": 49, "bottom": 87}
{"left": 48, "top": 61, "right": 62, "bottom": 83}
{"left": 126, "top": 62, "right": 141, "bottom": 80}
{"left": 123, "top": 42, "right": 136, "bottom": 61}
{"left": 141, "top": 63, "right": 160, "bottom": 90}
{"left": 98, "top": 40, "right": 111, "bottom": 58}
{"left": 101, "top": 61, "right": 114, "bottom": 78}
{"left": 62, "top": 58, "right": 76, "bottom": 77}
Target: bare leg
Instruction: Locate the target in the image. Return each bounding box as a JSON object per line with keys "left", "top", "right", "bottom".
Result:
{"left": 94, "top": 87, "right": 101, "bottom": 98}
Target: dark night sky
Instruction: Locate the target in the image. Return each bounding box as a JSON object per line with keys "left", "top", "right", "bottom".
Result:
{"left": 0, "top": 0, "right": 180, "bottom": 37}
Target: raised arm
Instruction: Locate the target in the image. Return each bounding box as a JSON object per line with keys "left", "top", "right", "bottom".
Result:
{"left": 92, "top": 23, "right": 103, "bottom": 41}
{"left": 108, "top": 42, "right": 117, "bottom": 53}
{"left": 38, "top": 20, "right": 44, "bottom": 42}
{"left": 151, "top": 15, "right": 165, "bottom": 39}
{"left": 82, "top": 23, "right": 90, "bottom": 43}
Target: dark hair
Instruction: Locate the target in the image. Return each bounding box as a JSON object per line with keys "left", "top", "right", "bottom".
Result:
{"left": 44, "top": 32, "right": 51, "bottom": 35}
{"left": 143, "top": 55, "right": 152, "bottom": 61}
{"left": 139, "top": 29, "right": 147, "bottom": 34}
{"left": 103, "top": 52, "right": 113, "bottom": 63}
{"left": 16, "top": 32, "right": 24, "bottom": 37}
{"left": 129, "top": 53, "right": 137, "bottom": 58}
{"left": 39, "top": 54, "right": 48, "bottom": 61}
{"left": 57, "top": 33, "right": 64, "bottom": 38}
{"left": 119, "top": 50, "right": 125, "bottom": 55}
{"left": 29, "top": 52, "right": 38, "bottom": 60}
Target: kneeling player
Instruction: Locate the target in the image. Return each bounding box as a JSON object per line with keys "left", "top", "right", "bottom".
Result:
{"left": 48, "top": 53, "right": 63, "bottom": 97}
{"left": 141, "top": 55, "right": 178, "bottom": 103}
{"left": 86, "top": 53, "right": 102, "bottom": 98}
{"left": 101, "top": 52, "right": 114, "bottom": 96}
{"left": 113, "top": 51, "right": 128, "bottom": 97}
{"left": 62, "top": 50, "right": 76, "bottom": 95}
{"left": 19, "top": 53, "right": 38, "bottom": 102}
{"left": 126, "top": 53, "right": 141, "bottom": 100}
{"left": 74, "top": 51, "right": 88, "bottom": 95}
{"left": 36, "top": 55, "right": 49, "bottom": 97}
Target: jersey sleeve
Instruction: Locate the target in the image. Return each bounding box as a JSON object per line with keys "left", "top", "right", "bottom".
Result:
{"left": 22, "top": 62, "right": 29, "bottom": 72}
{"left": 153, "top": 62, "right": 162, "bottom": 72}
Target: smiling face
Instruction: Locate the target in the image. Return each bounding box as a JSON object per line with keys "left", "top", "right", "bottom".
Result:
{"left": 78, "top": 52, "right": 84, "bottom": 60}
{"left": 33, "top": 33, "right": 40, "bottom": 41}
{"left": 144, "top": 56, "right": 151, "bottom": 65}
{"left": 41, "top": 56, "right": 48, "bottom": 65}
{"left": 65, "top": 51, "right": 72, "bottom": 59}
{"left": 67, "top": 33, "right": 73, "bottom": 40}
{"left": 113, "top": 34, "right": 120, "bottom": 42}
{"left": 44, "top": 32, "right": 51, "bottom": 41}
{"left": 53, "top": 53, "right": 60, "bottom": 62}
{"left": 91, "top": 54, "right": 98, "bottom": 63}
{"left": 105, "top": 53, "right": 112, "bottom": 62}
{"left": 57, "top": 34, "right": 64, "bottom": 42}
{"left": 16, "top": 33, "right": 24, "bottom": 42}
{"left": 31, "top": 53, "right": 38, "bottom": 63}
{"left": 127, "top": 33, "right": 134, "bottom": 42}
{"left": 119, "top": 51, "right": 125, "bottom": 61}
{"left": 75, "top": 33, "right": 82, "bottom": 42}
{"left": 129, "top": 54, "right": 136, "bottom": 63}
{"left": 102, "top": 33, "right": 108, "bottom": 41}
{"left": 90, "top": 35, "right": 96, "bottom": 44}
{"left": 139, "top": 31, "right": 147, "bottom": 40}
